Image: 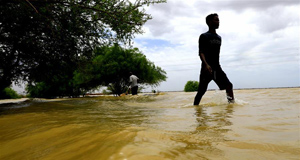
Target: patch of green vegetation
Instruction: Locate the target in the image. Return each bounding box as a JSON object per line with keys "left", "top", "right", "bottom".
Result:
{"left": 184, "top": 81, "right": 199, "bottom": 92}
{"left": 3, "top": 87, "right": 21, "bottom": 99}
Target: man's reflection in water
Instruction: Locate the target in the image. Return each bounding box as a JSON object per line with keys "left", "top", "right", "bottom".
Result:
{"left": 194, "top": 104, "right": 234, "bottom": 130}
{"left": 182, "top": 104, "right": 235, "bottom": 156}
{"left": 196, "top": 104, "right": 234, "bottom": 133}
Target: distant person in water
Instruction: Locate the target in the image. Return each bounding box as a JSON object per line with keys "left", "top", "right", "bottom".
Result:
{"left": 129, "top": 72, "right": 139, "bottom": 95}
{"left": 194, "top": 13, "right": 235, "bottom": 105}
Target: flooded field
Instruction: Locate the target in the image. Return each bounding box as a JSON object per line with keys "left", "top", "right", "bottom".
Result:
{"left": 0, "top": 88, "right": 299, "bottom": 160}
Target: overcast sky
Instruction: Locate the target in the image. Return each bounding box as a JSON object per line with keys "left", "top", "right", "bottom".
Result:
{"left": 133, "top": 0, "right": 300, "bottom": 91}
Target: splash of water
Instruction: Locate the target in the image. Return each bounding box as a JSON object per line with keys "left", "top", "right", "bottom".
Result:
{"left": 205, "top": 90, "right": 249, "bottom": 106}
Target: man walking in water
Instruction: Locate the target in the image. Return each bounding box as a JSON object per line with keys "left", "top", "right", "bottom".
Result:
{"left": 129, "top": 72, "right": 139, "bottom": 95}
{"left": 194, "top": 13, "right": 234, "bottom": 105}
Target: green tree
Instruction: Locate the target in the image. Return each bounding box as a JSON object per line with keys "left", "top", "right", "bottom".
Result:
{"left": 73, "top": 44, "right": 167, "bottom": 96}
{"left": 184, "top": 81, "right": 199, "bottom": 92}
{"left": 0, "top": 0, "right": 166, "bottom": 99}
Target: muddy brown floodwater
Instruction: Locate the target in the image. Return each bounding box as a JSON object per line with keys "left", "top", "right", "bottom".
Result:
{"left": 0, "top": 88, "right": 299, "bottom": 160}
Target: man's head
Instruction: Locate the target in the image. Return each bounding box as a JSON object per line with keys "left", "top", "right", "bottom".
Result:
{"left": 206, "top": 13, "right": 219, "bottom": 29}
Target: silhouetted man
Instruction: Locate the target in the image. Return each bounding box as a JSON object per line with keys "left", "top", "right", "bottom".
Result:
{"left": 194, "top": 13, "right": 234, "bottom": 105}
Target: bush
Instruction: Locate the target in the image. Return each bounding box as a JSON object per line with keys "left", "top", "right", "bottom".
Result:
{"left": 26, "top": 82, "right": 50, "bottom": 98}
{"left": 184, "top": 81, "right": 199, "bottom": 92}
{"left": 3, "top": 87, "right": 21, "bottom": 99}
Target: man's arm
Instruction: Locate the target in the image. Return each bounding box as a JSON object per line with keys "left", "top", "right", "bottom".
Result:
{"left": 200, "top": 53, "right": 212, "bottom": 74}
{"left": 199, "top": 34, "right": 212, "bottom": 74}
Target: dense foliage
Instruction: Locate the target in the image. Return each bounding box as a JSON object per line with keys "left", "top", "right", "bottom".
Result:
{"left": 184, "top": 81, "right": 199, "bottom": 92}
{"left": 0, "top": 0, "right": 166, "bottom": 98}
{"left": 73, "top": 44, "right": 167, "bottom": 96}
{"left": 2, "top": 87, "right": 21, "bottom": 99}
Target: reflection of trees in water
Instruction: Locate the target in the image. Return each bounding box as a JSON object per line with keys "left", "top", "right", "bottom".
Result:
{"left": 167, "top": 104, "right": 235, "bottom": 159}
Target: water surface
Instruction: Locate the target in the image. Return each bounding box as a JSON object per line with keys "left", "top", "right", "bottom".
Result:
{"left": 0, "top": 88, "right": 299, "bottom": 160}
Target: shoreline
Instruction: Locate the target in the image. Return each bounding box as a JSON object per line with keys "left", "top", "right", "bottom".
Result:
{"left": 1, "top": 87, "right": 299, "bottom": 105}
{"left": 157, "top": 86, "right": 300, "bottom": 92}
{"left": 0, "top": 98, "right": 30, "bottom": 105}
